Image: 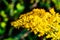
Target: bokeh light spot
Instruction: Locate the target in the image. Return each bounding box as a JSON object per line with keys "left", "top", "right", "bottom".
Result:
{"left": 1, "top": 22, "right": 6, "bottom": 28}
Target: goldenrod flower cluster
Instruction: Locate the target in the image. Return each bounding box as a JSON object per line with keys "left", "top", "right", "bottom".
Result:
{"left": 11, "top": 8, "right": 60, "bottom": 40}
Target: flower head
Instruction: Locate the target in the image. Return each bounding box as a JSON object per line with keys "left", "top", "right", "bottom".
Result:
{"left": 11, "top": 8, "right": 60, "bottom": 40}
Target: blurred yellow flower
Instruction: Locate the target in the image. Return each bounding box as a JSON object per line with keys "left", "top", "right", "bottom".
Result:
{"left": 11, "top": 8, "right": 60, "bottom": 40}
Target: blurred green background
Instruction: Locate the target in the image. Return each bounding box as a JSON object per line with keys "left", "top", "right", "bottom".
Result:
{"left": 0, "top": 0, "right": 60, "bottom": 40}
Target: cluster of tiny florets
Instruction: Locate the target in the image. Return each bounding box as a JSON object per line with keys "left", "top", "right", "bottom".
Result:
{"left": 11, "top": 8, "right": 60, "bottom": 40}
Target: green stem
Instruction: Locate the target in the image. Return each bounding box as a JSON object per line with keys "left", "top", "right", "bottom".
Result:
{"left": 2, "top": 0, "right": 8, "bottom": 6}
{"left": 14, "top": 29, "right": 30, "bottom": 40}
{"left": 10, "top": 0, "right": 14, "bottom": 16}
{"left": 8, "top": 27, "right": 14, "bottom": 36}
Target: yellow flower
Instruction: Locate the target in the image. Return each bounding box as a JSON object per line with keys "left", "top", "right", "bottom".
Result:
{"left": 46, "top": 34, "right": 51, "bottom": 38}
{"left": 11, "top": 8, "right": 60, "bottom": 40}
{"left": 49, "top": 8, "right": 55, "bottom": 15}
